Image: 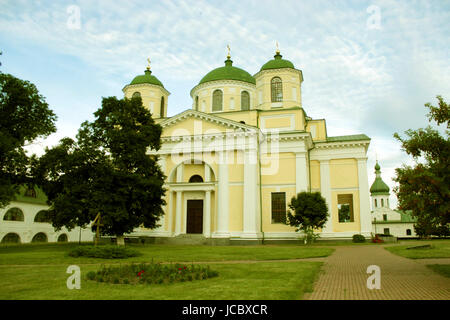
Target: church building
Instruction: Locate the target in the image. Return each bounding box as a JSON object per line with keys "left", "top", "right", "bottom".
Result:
{"left": 124, "top": 47, "right": 373, "bottom": 243}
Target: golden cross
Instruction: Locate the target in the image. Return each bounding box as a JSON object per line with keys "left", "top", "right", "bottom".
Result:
{"left": 276, "top": 41, "right": 280, "bottom": 54}
{"left": 227, "top": 44, "right": 231, "bottom": 59}
{"left": 147, "top": 57, "right": 151, "bottom": 70}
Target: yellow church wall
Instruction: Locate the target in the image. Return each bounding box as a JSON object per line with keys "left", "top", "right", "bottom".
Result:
{"left": 264, "top": 116, "right": 291, "bottom": 129}
{"left": 261, "top": 186, "right": 297, "bottom": 232}
{"left": 261, "top": 153, "right": 296, "bottom": 184}
{"left": 306, "top": 119, "right": 327, "bottom": 141}
{"left": 183, "top": 164, "right": 204, "bottom": 182}
{"left": 218, "top": 110, "right": 258, "bottom": 127}
{"left": 123, "top": 85, "right": 168, "bottom": 118}
{"left": 330, "top": 159, "right": 359, "bottom": 189}
{"left": 310, "top": 160, "right": 321, "bottom": 190}
{"left": 255, "top": 69, "right": 302, "bottom": 110}
{"left": 228, "top": 158, "right": 244, "bottom": 183}
{"left": 331, "top": 190, "right": 361, "bottom": 233}
{"left": 259, "top": 108, "right": 305, "bottom": 131}
{"left": 228, "top": 186, "right": 244, "bottom": 232}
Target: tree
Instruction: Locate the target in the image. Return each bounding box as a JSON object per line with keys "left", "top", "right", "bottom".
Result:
{"left": 0, "top": 71, "right": 57, "bottom": 207}
{"left": 393, "top": 95, "right": 449, "bottom": 238}
{"left": 286, "top": 191, "right": 329, "bottom": 244}
{"left": 36, "top": 96, "right": 166, "bottom": 245}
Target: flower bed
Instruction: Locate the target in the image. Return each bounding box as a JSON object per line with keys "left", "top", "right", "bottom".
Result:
{"left": 86, "top": 262, "right": 219, "bottom": 285}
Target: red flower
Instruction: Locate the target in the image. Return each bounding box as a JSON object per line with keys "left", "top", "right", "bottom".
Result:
{"left": 137, "top": 270, "right": 145, "bottom": 277}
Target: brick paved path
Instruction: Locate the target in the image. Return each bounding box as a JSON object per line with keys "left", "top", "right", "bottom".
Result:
{"left": 304, "top": 245, "right": 450, "bottom": 300}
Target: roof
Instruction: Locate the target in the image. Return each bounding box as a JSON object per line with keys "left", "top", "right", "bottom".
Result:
{"left": 13, "top": 186, "right": 48, "bottom": 205}
{"left": 370, "top": 161, "right": 390, "bottom": 195}
{"left": 130, "top": 69, "right": 164, "bottom": 88}
{"left": 260, "top": 52, "right": 295, "bottom": 71}
{"left": 198, "top": 58, "right": 255, "bottom": 85}
{"left": 326, "top": 134, "right": 371, "bottom": 142}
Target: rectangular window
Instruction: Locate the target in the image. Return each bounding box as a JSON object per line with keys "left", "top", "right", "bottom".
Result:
{"left": 384, "top": 228, "right": 390, "bottom": 235}
{"left": 338, "top": 194, "right": 354, "bottom": 223}
{"left": 383, "top": 214, "right": 387, "bottom": 221}
{"left": 271, "top": 192, "right": 286, "bottom": 224}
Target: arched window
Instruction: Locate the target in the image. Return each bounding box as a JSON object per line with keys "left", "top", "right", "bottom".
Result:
{"left": 34, "top": 210, "right": 51, "bottom": 223}
{"left": 195, "top": 96, "right": 199, "bottom": 111}
{"left": 57, "top": 234, "right": 68, "bottom": 242}
{"left": 374, "top": 199, "right": 377, "bottom": 208}
{"left": 1, "top": 233, "right": 20, "bottom": 244}
{"left": 132, "top": 92, "right": 141, "bottom": 98}
{"left": 32, "top": 232, "right": 48, "bottom": 243}
{"left": 212, "top": 89, "right": 223, "bottom": 111}
{"left": 381, "top": 199, "right": 384, "bottom": 207}
{"left": 406, "top": 229, "right": 412, "bottom": 236}
{"left": 241, "top": 91, "right": 250, "bottom": 110}
{"left": 3, "top": 208, "right": 24, "bottom": 221}
{"left": 189, "top": 175, "right": 204, "bottom": 183}
{"left": 160, "top": 96, "right": 165, "bottom": 117}
{"left": 271, "top": 77, "right": 283, "bottom": 102}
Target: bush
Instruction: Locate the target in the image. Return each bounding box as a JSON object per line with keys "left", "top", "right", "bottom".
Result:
{"left": 68, "top": 245, "right": 141, "bottom": 259}
{"left": 85, "top": 262, "right": 219, "bottom": 285}
{"left": 352, "top": 234, "right": 366, "bottom": 243}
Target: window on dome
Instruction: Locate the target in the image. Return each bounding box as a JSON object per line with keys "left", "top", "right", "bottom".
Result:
{"left": 195, "top": 96, "right": 199, "bottom": 111}
{"left": 338, "top": 194, "right": 354, "bottom": 223}
{"left": 212, "top": 90, "right": 223, "bottom": 111}
{"left": 381, "top": 199, "right": 384, "bottom": 207}
{"left": 25, "top": 188, "right": 36, "bottom": 198}
{"left": 160, "top": 96, "right": 165, "bottom": 117}
{"left": 271, "top": 77, "right": 283, "bottom": 102}
{"left": 374, "top": 199, "right": 377, "bottom": 207}
{"left": 132, "top": 92, "right": 141, "bottom": 98}
{"left": 241, "top": 91, "right": 250, "bottom": 110}
{"left": 4, "top": 208, "right": 24, "bottom": 222}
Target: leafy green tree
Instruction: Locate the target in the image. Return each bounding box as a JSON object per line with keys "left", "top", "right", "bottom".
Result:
{"left": 36, "top": 96, "right": 166, "bottom": 245}
{"left": 0, "top": 71, "right": 57, "bottom": 207}
{"left": 393, "top": 95, "right": 449, "bottom": 238}
{"left": 286, "top": 191, "right": 329, "bottom": 244}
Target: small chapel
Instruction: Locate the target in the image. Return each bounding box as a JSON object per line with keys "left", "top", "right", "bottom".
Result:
{"left": 122, "top": 46, "right": 373, "bottom": 243}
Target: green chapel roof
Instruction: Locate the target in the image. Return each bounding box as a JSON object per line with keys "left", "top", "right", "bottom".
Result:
{"left": 260, "top": 52, "right": 295, "bottom": 71}
{"left": 198, "top": 57, "right": 256, "bottom": 85}
{"left": 14, "top": 186, "right": 48, "bottom": 205}
{"left": 370, "top": 161, "right": 390, "bottom": 195}
{"left": 130, "top": 69, "right": 164, "bottom": 88}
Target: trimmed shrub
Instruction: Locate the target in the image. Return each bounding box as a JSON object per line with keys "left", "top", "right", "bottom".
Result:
{"left": 352, "top": 234, "right": 366, "bottom": 243}
{"left": 68, "top": 245, "right": 141, "bottom": 259}
{"left": 86, "top": 262, "right": 219, "bottom": 285}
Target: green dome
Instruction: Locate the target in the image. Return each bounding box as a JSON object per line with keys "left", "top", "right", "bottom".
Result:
{"left": 370, "top": 162, "right": 390, "bottom": 195}
{"left": 260, "top": 52, "right": 295, "bottom": 71}
{"left": 130, "top": 69, "right": 164, "bottom": 88}
{"left": 199, "top": 58, "right": 255, "bottom": 85}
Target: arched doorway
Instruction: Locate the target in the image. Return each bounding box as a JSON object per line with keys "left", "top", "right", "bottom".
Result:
{"left": 1, "top": 233, "right": 21, "bottom": 244}
{"left": 31, "top": 232, "right": 48, "bottom": 243}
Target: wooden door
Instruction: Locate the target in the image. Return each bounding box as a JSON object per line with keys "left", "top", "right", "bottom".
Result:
{"left": 186, "top": 200, "right": 203, "bottom": 234}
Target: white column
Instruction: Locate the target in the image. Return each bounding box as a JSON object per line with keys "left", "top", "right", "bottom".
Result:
{"left": 203, "top": 190, "right": 211, "bottom": 237}
{"left": 320, "top": 160, "right": 333, "bottom": 234}
{"left": 174, "top": 164, "right": 183, "bottom": 235}
{"left": 242, "top": 149, "right": 260, "bottom": 238}
{"left": 175, "top": 191, "right": 182, "bottom": 235}
{"left": 357, "top": 158, "right": 372, "bottom": 236}
{"left": 204, "top": 165, "right": 211, "bottom": 182}
{"left": 295, "top": 152, "right": 309, "bottom": 194}
{"left": 215, "top": 152, "right": 229, "bottom": 237}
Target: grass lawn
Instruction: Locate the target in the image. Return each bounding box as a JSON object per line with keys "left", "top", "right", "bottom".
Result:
{"left": 0, "top": 243, "right": 333, "bottom": 265}
{"left": 0, "top": 242, "right": 332, "bottom": 299}
{"left": 384, "top": 239, "right": 450, "bottom": 259}
{"left": 426, "top": 264, "right": 450, "bottom": 278}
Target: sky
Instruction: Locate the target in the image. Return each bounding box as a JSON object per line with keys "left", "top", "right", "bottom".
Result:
{"left": 1, "top": 0, "right": 449, "bottom": 209}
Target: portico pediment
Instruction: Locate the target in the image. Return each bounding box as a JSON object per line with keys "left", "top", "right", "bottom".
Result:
{"left": 160, "top": 110, "right": 259, "bottom": 138}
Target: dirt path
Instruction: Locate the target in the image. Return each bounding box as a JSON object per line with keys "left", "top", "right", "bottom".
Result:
{"left": 304, "top": 245, "right": 450, "bottom": 300}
